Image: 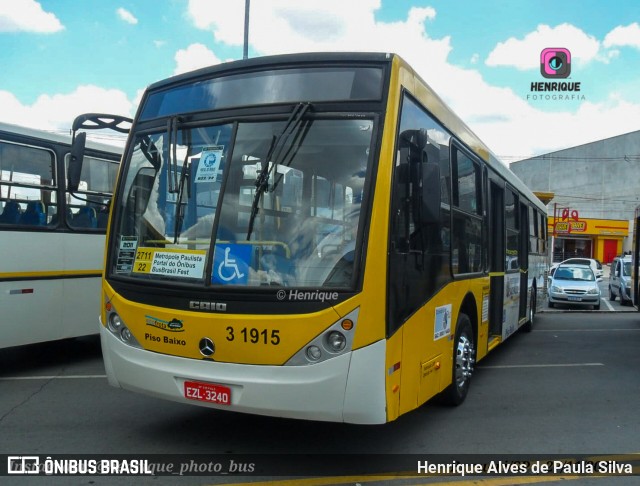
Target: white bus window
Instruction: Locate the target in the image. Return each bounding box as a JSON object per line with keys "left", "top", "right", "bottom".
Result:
{"left": 0, "top": 141, "right": 56, "bottom": 226}
{"left": 65, "top": 154, "right": 119, "bottom": 229}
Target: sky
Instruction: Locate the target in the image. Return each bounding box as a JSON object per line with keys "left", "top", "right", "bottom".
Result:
{"left": 1, "top": 0, "right": 640, "bottom": 162}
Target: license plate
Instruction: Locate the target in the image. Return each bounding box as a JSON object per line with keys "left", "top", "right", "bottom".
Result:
{"left": 567, "top": 296, "right": 582, "bottom": 301}
{"left": 184, "top": 380, "right": 231, "bottom": 405}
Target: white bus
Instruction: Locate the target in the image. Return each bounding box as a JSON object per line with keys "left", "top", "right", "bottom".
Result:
{"left": 0, "top": 119, "right": 124, "bottom": 349}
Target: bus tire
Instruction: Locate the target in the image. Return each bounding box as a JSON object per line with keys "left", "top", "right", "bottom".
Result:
{"left": 522, "top": 291, "right": 535, "bottom": 332}
{"left": 442, "top": 313, "right": 475, "bottom": 406}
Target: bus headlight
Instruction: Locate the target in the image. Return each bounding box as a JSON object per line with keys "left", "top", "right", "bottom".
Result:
{"left": 306, "top": 345, "right": 322, "bottom": 361}
{"left": 326, "top": 331, "right": 346, "bottom": 352}
{"left": 120, "top": 327, "right": 134, "bottom": 343}
{"left": 108, "top": 313, "right": 123, "bottom": 333}
{"left": 105, "top": 308, "right": 142, "bottom": 349}
{"left": 285, "top": 308, "right": 359, "bottom": 366}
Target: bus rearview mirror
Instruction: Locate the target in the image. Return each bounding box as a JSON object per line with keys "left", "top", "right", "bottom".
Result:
{"left": 68, "top": 132, "right": 86, "bottom": 192}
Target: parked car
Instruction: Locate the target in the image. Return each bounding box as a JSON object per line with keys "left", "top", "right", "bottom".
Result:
{"left": 549, "top": 257, "right": 603, "bottom": 279}
{"left": 548, "top": 263, "right": 602, "bottom": 310}
{"left": 609, "top": 254, "right": 633, "bottom": 305}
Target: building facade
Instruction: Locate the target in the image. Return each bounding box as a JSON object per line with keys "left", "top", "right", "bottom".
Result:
{"left": 510, "top": 130, "right": 640, "bottom": 264}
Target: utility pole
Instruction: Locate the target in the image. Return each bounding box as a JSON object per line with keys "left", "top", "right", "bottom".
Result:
{"left": 243, "top": 0, "right": 250, "bottom": 60}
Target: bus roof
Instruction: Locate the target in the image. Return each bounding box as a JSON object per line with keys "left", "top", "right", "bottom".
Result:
{"left": 146, "top": 51, "right": 394, "bottom": 92}
{"left": 0, "top": 121, "right": 123, "bottom": 154}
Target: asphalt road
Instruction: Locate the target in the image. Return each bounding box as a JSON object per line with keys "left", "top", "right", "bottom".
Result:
{"left": 1, "top": 309, "right": 639, "bottom": 485}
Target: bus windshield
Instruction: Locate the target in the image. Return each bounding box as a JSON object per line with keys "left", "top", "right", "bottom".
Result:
{"left": 111, "top": 116, "right": 374, "bottom": 289}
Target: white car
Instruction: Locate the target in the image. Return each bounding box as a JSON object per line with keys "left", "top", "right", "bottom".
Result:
{"left": 609, "top": 254, "right": 633, "bottom": 305}
{"left": 548, "top": 263, "right": 602, "bottom": 310}
{"left": 549, "top": 257, "right": 603, "bottom": 279}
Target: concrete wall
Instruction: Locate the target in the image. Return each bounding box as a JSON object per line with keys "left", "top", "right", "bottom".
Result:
{"left": 510, "top": 130, "right": 640, "bottom": 221}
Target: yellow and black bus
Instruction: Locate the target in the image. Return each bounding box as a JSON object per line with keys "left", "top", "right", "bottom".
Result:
{"left": 70, "top": 52, "right": 547, "bottom": 423}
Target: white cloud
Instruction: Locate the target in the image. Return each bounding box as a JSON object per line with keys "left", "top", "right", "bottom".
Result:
{"left": 188, "top": 0, "right": 246, "bottom": 40}
{"left": 0, "top": 86, "right": 133, "bottom": 135}
{"left": 116, "top": 7, "right": 138, "bottom": 25}
{"left": 603, "top": 22, "right": 640, "bottom": 49}
{"left": 181, "top": 2, "right": 640, "bottom": 159}
{"left": 0, "top": 0, "right": 63, "bottom": 33}
{"left": 174, "top": 43, "right": 222, "bottom": 75}
{"left": 474, "top": 97, "right": 640, "bottom": 161}
{"left": 0, "top": 91, "right": 33, "bottom": 127}
{"left": 187, "top": 0, "right": 383, "bottom": 51}
{"left": 485, "top": 23, "right": 600, "bottom": 70}
{"left": 4, "top": 1, "right": 639, "bottom": 161}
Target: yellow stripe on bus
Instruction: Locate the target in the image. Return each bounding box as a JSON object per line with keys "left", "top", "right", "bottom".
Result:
{"left": 215, "top": 474, "right": 585, "bottom": 486}
{"left": 0, "top": 269, "right": 102, "bottom": 280}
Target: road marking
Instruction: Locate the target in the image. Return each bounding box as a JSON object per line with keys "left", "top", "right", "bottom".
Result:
{"left": 537, "top": 329, "right": 640, "bottom": 332}
{"left": 601, "top": 298, "right": 615, "bottom": 311}
{"left": 480, "top": 363, "right": 604, "bottom": 369}
{"left": 215, "top": 475, "right": 585, "bottom": 486}
{"left": 0, "top": 374, "right": 107, "bottom": 381}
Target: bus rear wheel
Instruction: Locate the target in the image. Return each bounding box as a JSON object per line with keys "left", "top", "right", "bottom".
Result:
{"left": 522, "top": 291, "right": 535, "bottom": 332}
{"left": 442, "top": 313, "right": 475, "bottom": 406}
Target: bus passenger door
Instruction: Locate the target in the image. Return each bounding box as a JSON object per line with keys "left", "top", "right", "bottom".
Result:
{"left": 488, "top": 181, "right": 504, "bottom": 340}
{"left": 518, "top": 202, "right": 529, "bottom": 321}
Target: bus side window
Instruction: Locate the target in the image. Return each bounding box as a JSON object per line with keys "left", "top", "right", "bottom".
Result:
{"left": 96, "top": 202, "right": 110, "bottom": 228}
{"left": 66, "top": 153, "right": 118, "bottom": 231}
{"left": 0, "top": 200, "right": 22, "bottom": 224}
{"left": 73, "top": 206, "right": 98, "bottom": 228}
{"left": 20, "top": 201, "right": 46, "bottom": 226}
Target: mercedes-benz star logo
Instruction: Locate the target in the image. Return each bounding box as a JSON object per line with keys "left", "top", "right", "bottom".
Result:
{"left": 199, "top": 337, "right": 215, "bottom": 357}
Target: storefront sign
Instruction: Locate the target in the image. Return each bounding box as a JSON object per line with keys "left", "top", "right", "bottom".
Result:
{"left": 555, "top": 208, "right": 585, "bottom": 234}
{"left": 555, "top": 220, "right": 586, "bottom": 234}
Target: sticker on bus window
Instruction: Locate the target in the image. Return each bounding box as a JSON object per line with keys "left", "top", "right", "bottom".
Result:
{"left": 434, "top": 304, "right": 452, "bottom": 341}
{"left": 133, "top": 247, "right": 206, "bottom": 279}
{"left": 115, "top": 236, "right": 138, "bottom": 273}
{"left": 194, "top": 146, "right": 224, "bottom": 184}
{"left": 212, "top": 244, "right": 251, "bottom": 285}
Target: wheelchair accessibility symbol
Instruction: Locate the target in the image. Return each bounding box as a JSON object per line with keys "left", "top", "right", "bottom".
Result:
{"left": 212, "top": 244, "right": 250, "bottom": 284}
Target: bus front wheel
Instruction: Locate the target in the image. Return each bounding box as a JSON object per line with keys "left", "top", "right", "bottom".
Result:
{"left": 442, "top": 313, "right": 475, "bottom": 406}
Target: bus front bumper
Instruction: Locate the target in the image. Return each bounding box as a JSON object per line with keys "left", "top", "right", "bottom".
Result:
{"left": 100, "top": 324, "right": 387, "bottom": 424}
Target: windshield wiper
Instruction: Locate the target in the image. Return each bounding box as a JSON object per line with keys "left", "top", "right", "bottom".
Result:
{"left": 167, "top": 117, "right": 180, "bottom": 194}
{"left": 170, "top": 119, "right": 192, "bottom": 243}
{"left": 246, "top": 102, "right": 311, "bottom": 241}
